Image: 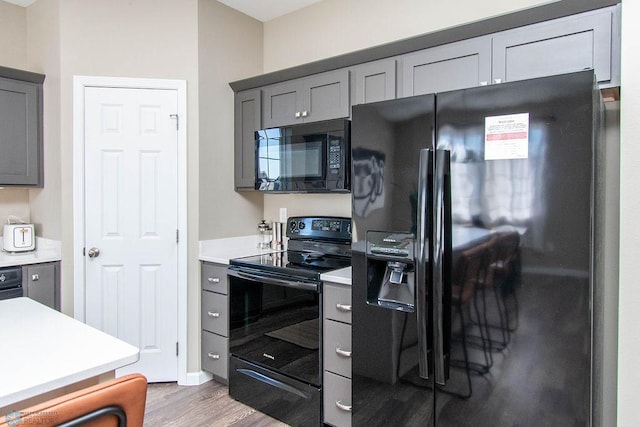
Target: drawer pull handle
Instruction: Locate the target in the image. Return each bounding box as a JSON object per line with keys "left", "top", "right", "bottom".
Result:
{"left": 32, "top": 274, "right": 39, "bottom": 281}
{"left": 335, "top": 347, "right": 352, "bottom": 358}
{"left": 208, "top": 277, "right": 220, "bottom": 283}
{"left": 336, "top": 303, "right": 352, "bottom": 312}
{"left": 207, "top": 311, "right": 221, "bottom": 318}
{"left": 207, "top": 353, "right": 220, "bottom": 360}
{"left": 335, "top": 400, "right": 352, "bottom": 412}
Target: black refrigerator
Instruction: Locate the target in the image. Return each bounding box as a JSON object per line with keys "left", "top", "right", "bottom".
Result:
{"left": 350, "top": 70, "right": 602, "bottom": 426}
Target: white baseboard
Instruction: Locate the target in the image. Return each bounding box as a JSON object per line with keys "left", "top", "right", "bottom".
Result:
{"left": 179, "top": 370, "right": 213, "bottom": 386}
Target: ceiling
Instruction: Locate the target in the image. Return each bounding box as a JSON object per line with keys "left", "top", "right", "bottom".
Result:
{"left": 217, "top": 0, "right": 322, "bottom": 22}
{"left": 3, "top": 0, "right": 322, "bottom": 22}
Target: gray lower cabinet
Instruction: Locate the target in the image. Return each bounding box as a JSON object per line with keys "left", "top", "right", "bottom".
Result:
{"left": 492, "top": 5, "right": 620, "bottom": 87}
{"left": 323, "top": 281, "right": 352, "bottom": 427}
{"left": 201, "top": 262, "right": 229, "bottom": 383}
{"left": 234, "top": 89, "right": 261, "bottom": 190}
{"left": 262, "top": 69, "right": 350, "bottom": 128}
{"left": 23, "top": 261, "right": 60, "bottom": 311}
{"left": 350, "top": 59, "right": 397, "bottom": 107}
{"left": 0, "top": 72, "right": 44, "bottom": 187}
{"left": 400, "top": 35, "right": 492, "bottom": 97}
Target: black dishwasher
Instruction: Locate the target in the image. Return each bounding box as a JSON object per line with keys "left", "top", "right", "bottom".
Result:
{"left": 0, "top": 266, "right": 23, "bottom": 300}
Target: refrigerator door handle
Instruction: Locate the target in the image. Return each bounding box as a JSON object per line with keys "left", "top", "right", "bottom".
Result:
{"left": 433, "top": 149, "right": 451, "bottom": 385}
{"left": 415, "top": 148, "right": 431, "bottom": 380}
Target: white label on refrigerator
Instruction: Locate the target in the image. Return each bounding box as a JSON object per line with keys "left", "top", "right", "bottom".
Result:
{"left": 484, "top": 113, "right": 529, "bottom": 160}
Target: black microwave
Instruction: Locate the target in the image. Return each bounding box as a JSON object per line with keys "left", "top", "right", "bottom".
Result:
{"left": 255, "top": 119, "right": 350, "bottom": 193}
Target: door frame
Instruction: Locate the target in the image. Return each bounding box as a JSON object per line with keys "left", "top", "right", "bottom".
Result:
{"left": 72, "top": 76, "right": 188, "bottom": 384}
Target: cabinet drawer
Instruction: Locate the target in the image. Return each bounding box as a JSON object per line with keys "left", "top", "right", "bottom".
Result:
{"left": 202, "top": 290, "right": 228, "bottom": 336}
{"left": 202, "top": 330, "right": 228, "bottom": 380}
{"left": 324, "top": 283, "right": 352, "bottom": 324}
{"left": 323, "top": 371, "right": 352, "bottom": 427}
{"left": 324, "top": 320, "right": 352, "bottom": 379}
{"left": 201, "top": 262, "right": 228, "bottom": 294}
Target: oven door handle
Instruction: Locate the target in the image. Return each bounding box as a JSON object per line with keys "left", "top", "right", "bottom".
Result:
{"left": 227, "top": 268, "right": 319, "bottom": 292}
{"left": 236, "top": 368, "right": 312, "bottom": 399}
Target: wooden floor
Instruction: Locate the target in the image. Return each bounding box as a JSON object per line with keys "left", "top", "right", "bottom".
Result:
{"left": 144, "top": 380, "right": 288, "bottom": 427}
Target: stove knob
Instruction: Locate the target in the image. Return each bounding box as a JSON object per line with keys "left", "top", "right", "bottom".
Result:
{"left": 289, "top": 220, "right": 298, "bottom": 233}
{"left": 298, "top": 221, "right": 306, "bottom": 230}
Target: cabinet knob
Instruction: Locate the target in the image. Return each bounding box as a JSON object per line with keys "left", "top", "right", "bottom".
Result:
{"left": 493, "top": 78, "right": 502, "bottom": 84}
{"left": 480, "top": 81, "right": 488, "bottom": 86}
{"left": 295, "top": 111, "right": 301, "bottom": 118}
{"left": 207, "top": 277, "right": 220, "bottom": 283}
{"left": 207, "top": 311, "right": 221, "bottom": 318}
{"left": 335, "top": 347, "right": 352, "bottom": 358}
{"left": 336, "top": 303, "right": 352, "bottom": 312}
{"left": 207, "top": 352, "right": 220, "bottom": 360}
{"left": 31, "top": 274, "right": 39, "bottom": 281}
{"left": 301, "top": 110, "right": 308, "bottom": 117}
{"left": 335, "top": 400, "right": 352, "bottom": 412}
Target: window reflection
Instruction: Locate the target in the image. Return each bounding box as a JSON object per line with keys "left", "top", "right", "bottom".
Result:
{"left": 438, "top": 122, "right": 547, "bottom": 248}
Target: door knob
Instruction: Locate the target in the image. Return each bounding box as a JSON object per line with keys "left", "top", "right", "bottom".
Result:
{"left": 88, "top": 247, "right": 101, "bottom": 258}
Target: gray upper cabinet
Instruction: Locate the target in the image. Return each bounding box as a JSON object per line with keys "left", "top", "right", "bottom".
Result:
{"left": 400, "top": 36, "right": 491, "bottom": 97}
{"left": 0, "top": 74, "right": 44, "bottom": 187}
{"left": 492, "top": 6, "right": 620, "bottom": 87}
{"left": 350, "top": 59, "right": 397, "bottom": 107}
{"left": 234, "top": 89, "right": 261, "bottom": 190}
{"left": 262, "top": 69, "right": 350, "bottom": 128}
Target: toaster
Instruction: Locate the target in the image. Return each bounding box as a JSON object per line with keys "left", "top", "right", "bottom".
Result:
{"left": 3, "top": 223, "right": 36, "bottom": 252}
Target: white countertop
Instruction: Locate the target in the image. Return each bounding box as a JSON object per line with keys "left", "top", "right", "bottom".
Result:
{"left": 199, "top": 235, "right": 280, "bottom": 264}
{"left": 320, "top": 266, "right": 352, "bottom": 285}
{"left": 0, "top": 298, "right": 139, "bottom": 407}
{"left": 0, "top": 238, "right": 62, "bottom": 268}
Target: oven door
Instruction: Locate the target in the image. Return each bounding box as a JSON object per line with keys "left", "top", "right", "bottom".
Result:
{"left": 227, "top": 266, "right": 322, "bottom": 387}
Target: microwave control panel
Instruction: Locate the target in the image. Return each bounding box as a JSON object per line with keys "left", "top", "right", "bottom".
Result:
{"left": 329, "top": 139, "right": 342, "bottom": 173}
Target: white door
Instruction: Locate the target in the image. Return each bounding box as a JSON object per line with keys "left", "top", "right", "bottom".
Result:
{"left": 83, "top": 87, "right": 179, "bottom": 382}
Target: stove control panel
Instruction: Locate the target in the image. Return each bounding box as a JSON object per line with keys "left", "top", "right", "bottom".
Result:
{"left": 287, "top": 216, "right": 351, "bottom": 242}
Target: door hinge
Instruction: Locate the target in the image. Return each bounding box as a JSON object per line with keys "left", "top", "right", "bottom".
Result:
{"left": 176, "top": 229, "right": 179, "bottom": 244}
{"left": 176, "top": 342, "right": 179, "bottom": 356}
{"left": 170, "top": 114, "right": 179, "bottom": 130}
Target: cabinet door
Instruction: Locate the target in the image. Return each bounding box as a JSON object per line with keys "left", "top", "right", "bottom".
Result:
{"left": 234, "top": 89, "right": 261, "bottom": 190}
{"left": 400, "top": 36, "right": 491, "bottom": 97}
{"left": 263, "top": 69, "right": 350, "bottom": 128}
{"left": 23, "top": 262, "right": 59, "bottom": 310}
{"left": 0, "top": 77, "right": 42, "bottom": 186}
{"left": 492, "top": 6, "right": 618, "bottom": 86}
{"left": 262, "top": 80, "right": 304, "bottom": 128}
{"left": 302, "top": 69, "right": 350, "bottom": 123}
{"left": 351, "top": 59, "right": 396, "bottom": 106}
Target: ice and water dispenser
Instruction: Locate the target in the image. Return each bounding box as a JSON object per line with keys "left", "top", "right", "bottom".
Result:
{"left": 365, "top": 231, "right": 416, "bottom": 312}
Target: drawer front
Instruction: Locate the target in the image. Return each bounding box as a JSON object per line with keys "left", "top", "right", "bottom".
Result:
{"left": 24, "top": 262, "right": 58, "bottom": 310}
{"left": 201, "top": 262, "right": 228, "bottom": 294}
{"left": 324, "top": 282, "right": 352, "bottom": 324}
{"left": 201, "top": 290, "right": 228, "bottom": 336}
{"left": 323, "top": 320, "right": 352, "bottom": 378}
{"left": 323, "top": 371, "right": 352, "bottom": 427}
{"left": 202, "top": 330, "right": 228, "bottom": 380}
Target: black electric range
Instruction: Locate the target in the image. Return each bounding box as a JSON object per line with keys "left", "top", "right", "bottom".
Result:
{"left": 227, "top": 216, "right": 351, "bottom": 427}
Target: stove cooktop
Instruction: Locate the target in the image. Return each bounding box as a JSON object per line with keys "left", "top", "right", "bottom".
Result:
{"left": 230, "top": 250, "right": 351, "bottom": 281}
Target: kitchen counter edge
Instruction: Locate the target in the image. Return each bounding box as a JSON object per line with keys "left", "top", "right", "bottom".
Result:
{"left": 0, "top": 238, "right": 61, "bottom": 268}
{"left": 320, "top": 266, "right": 352, "bottom": 286}
{"left": 199, "top": 235, "right": 281, "bottom": 265}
